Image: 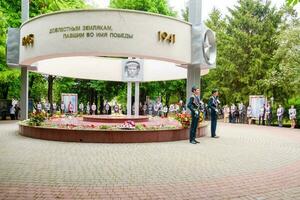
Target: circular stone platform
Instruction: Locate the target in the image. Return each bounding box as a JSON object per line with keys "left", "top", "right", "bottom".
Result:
{"left": 83, "top": 115, "right": 149, "bottom": 123}
{"left": 19, "top": 120, "right": 208, "bottom": 143}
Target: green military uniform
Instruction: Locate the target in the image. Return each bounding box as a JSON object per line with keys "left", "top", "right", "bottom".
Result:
{"left": 187, "top": 94, "right": 201, "bottom": 143}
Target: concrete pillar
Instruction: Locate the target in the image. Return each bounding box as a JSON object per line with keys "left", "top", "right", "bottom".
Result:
{"left": 127, "top": 82, "right": 132, "bottom": 116}
{"left": 187, "top": 0, "right": 202, "bottom": 104}
{"left": 134, "top": 82, "right": 139, "bottom": 117}
{"left": 20, "top": 0, "right": 29, "bottom": 120}
{"left": 20, "top": 67, "right": 29, "bottom": 120}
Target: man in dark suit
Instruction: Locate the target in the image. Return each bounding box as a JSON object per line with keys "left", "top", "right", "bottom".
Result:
{"left": 208, "top": 89, "right": 220, "bottom": 138}
{"left": 187, "top": 86, "right": 202, "bottom": 144}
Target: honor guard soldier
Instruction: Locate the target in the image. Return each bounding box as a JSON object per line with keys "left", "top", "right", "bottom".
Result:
{"left": 289, "top": 105, "right": 297, "bottom": 128}
{"left": 208, "top": 89, "right": 220, "bottom": 138}
{"left": 277, "top": 104, "right": 284, "bottom": 127}
{"left": 187, "top": 86, "right": 202, "bottom": 144}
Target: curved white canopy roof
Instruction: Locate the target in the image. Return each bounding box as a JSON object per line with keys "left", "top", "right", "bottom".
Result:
{"left": 33, "top": 57, "right": 209, "bottom": 82}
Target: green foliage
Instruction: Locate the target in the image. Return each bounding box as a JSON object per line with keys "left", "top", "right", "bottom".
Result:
{"left": 286, "top": 0, "right": 299, "bottom": 6}
{"left": 0, "top": 0, "right": 87, "bottom": 102}
{"left": 110, "top": 0, "right": 177, "bottom": 16}
{"left": 99, "top": 125, "right": 111, "bottom": 130}
{"left": 202, "top": 0, "right": 300, "bottom": 107}
{"left": 135, "top": 124, "right": 146, "bottom": 130}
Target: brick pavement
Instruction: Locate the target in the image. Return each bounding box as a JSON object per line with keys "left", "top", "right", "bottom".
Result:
{"left": 0, "top": 121, "right": 299, "bottom": 199}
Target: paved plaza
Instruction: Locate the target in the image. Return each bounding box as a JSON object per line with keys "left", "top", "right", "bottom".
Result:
{"left": 0, "top": 121, "right": 300, "bottom": 199}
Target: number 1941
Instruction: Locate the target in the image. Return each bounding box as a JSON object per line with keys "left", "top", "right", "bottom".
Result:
{"left": 158, "top": 31, "right": 175, "bottom": 44}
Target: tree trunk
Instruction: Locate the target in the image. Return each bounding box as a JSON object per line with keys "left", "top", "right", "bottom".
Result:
{"left": 28, "top": 72, "right": 35, "bottom": 98}
{"left": 100, "top": 95, "right": 104, "bottom": 114}
{"left": 1, "top": 84, "right": 9, "bottom": 99}
{"left": 95, "top": 92, "right": 98, "bottom": 115}
{"left": 47, "top": 75, "right": 54, "bottom": 112}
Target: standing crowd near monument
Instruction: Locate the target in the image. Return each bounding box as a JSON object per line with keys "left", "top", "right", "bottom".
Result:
{"left": 222, "top": 102, "right": 297, "bottom": 128}
{"left": 4, "top": 94, "right": 297, "bottom": 130}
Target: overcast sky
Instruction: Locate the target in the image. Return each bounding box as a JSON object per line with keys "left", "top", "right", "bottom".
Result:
{"left": 85, "top": 0, "right": 300, "bottom": 20}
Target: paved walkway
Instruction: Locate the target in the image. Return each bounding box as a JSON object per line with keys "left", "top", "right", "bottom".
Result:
{"left": 0, "top": 120, "right": 300, "bottom": 199}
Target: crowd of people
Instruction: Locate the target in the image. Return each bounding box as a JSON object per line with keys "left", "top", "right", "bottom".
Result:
{"left": 5, "top": 97, "right": 297, "bottom": 130}
{"left": 32, "top": 98, "right": 187, "bottom": 117}
{"left": 221, "top": 103, "right": 297, "bottom": 128}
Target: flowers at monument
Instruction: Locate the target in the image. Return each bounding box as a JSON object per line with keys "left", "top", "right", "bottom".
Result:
{"left": 175, "top": 113, "right": 191, "bottom": 128}
{"left": 118, "top": 120, "right": 135, "bottom": 130}
{"left": 28, "top": 111, "right": 47, "bottom": 126}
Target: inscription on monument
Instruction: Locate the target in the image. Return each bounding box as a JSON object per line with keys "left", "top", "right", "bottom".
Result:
{"left": 49, "top": 25, "right": 134, "bottom": 39}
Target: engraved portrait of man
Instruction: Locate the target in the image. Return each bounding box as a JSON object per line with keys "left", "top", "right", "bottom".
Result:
{"left": 122, "top": 59, "right": 143, "bottom": 81}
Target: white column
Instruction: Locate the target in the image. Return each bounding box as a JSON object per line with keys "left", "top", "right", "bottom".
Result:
{"left": 187, "top": 0, "right": 202, "bottom": 106}
{"left": 20, "top": 0, "right": 29, "bottom": 120}
{"left": 127, "top": 82, "right": 132, "bottom": 116}
{"left": 134, "top": 82, "right": 140, "bottom": 117}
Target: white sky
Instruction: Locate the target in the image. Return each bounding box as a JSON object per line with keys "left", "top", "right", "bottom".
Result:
{"left": 85, "top": 0, "right": 300, "bottom": 20}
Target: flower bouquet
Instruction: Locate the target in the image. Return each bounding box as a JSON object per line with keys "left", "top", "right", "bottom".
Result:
{"left": 28, "top": 111, "right": 47, "bottom": 126}
{"left": 118, "top": 120, "right": 135, "bottom": 130}
{"left": 175, "top": 113, "right": 191, "bottom": 128}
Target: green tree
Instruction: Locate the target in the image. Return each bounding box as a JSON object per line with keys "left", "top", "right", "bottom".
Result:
{"left": 0, "top": 0, "right": 87, "bottom": 103}
{"left": 203, "top": 0, "right": 283, "bottom": 105}
{"left": 110, "top": 0, "right": 177, "bottom": 16}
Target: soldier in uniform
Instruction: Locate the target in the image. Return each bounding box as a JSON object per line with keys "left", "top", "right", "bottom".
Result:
{"left": 277, "top": 104, "right": 284, "bottom": 127}
{"left": 187, "top": 86, "right": 202, "bottom": 144}
{"left": 289, "top": 105, "right": 297, "bottom": 128}
{"left": 208, "top": 89, "right": 220, "bottom": 138}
